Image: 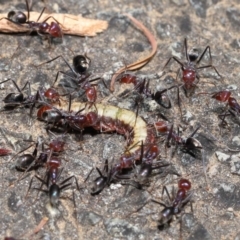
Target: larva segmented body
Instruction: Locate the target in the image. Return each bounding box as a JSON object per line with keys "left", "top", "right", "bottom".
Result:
{"left": 37, "top": 97, "right": 160, "bottom": 196}
{"left": 68, "top": 102, "right": 149, "bottom": 153}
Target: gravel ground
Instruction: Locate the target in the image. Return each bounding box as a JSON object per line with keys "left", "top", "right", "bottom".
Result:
{"left": 1, "top": 0, "right": 240, "bottom": 240}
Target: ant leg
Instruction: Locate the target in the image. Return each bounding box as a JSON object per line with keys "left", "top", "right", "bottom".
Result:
{"left": 196, "top": 46, "right": 223, "bottom": 79}
{"left": 151, "top": 198, "right": 167, "bottom": 208}
{"left": 197, "top": 64, "right": 222, "bottom": 79}
{"left": 36, "top": 7, "right": 46, "bottom": 22}
{"left": 42, "top": 16, "right": 63, "bottom": 27}
{"left": 162, "top": 185, "right": 172, "bottom": 202}
{"left": 184, "top": 38, "right": 190, "bottom": 62}
{"left": 25, "top": 176, "right": 34, "bottom": 199}
{"left": 196, "top": 45, "right": 211, "bottom": 64}
{"left": 218, "top": 111, "right": 231, "bottom": 127}
{"left": 37, "top": 55, "right": 76, "bottom": 76}
{"left": 166, "top": 125, "right": 174, "bottom": 148}
{"left": 163, "top": 56, "right": 184, "bottom": 71}
{"left": 188, "top": 126, "right": 201, "bottom": 138}
{"left": 60, "top": 175, "right": 80, "bottom": 192}
{"left": 0, "top": 17, "right": 24, "bottom": 26}
{"left": 25, "top": 0, "right": 30, "bottom": 21}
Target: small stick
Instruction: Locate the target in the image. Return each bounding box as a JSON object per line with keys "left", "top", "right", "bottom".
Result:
{"left": 110, "top": 14, "right": 157, "bottom": 92}
{"left": 0, "top": 12, "right": 108, "bottom": 36}
{"left": 29, "top": 216, "right": 49, "bottom": 236}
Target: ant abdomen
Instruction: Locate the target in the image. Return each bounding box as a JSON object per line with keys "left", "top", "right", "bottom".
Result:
{"left": 90, "top": 176, "right": 107, "bottom": 195}
{"left": 49, "top": 183, "right": 61, "bottom": 207}
{"left": 3, "top": 93, "right": 24, "bottom": 104}
{"left": 8, "top": 11, "right": 27, "bottom": 24}
{"left": 138, "top": 162, "right": 152, "bottom": 179}
{"left": 159, "top": 207, "right": 174, "bottom": 225}
{"left": 15, "top": 154, "right": 35, "bottom": 171}
{"left": 73, "top": 55, "right": 90, "bottom": 74}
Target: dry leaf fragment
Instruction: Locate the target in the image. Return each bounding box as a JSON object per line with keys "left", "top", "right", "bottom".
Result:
{"left": 110, "top": 14, "right": 157, "bottom": 92}
{"left": 0, "top": 12, "right": 108, "bottom": 36}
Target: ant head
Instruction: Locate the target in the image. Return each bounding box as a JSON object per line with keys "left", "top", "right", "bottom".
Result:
{"left": 73, "top": 55, "right": 90, "bottom": 74}
{"left": 188, "top": 48, "right": 199, "bottom": 62}
{"left": 8, "top": 11, "right": 27, "bottom": 24}
{"left": 49, "top": 184, "right": 60, "bottom": 207}
{"left": 48, "top": 22, "right": 63, "bottom": 38}
{"left": 44, "top": 87, "right": 60, "bottom": 103}
{"left": 15, "top": 154, "right": 35, "bottom": 171}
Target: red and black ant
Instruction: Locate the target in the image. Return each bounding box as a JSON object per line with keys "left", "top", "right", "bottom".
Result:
{"left": 154, "top": 121, "right": 202, "bottom": 158}
{"left": 152, "top": 178, "right": 192, "bottom": 229}
{"left": 163, "top": 38, "right": 222, "bottom": 96}
{"left": 90, "top": 143, "right": 169, "bottom": 194}
{"left": 33, "top": 155, "right": 79, "bottom": 207}
{"left": 13, "top": 135, "right": 65, "bottom": 176}
{"left": 36, "top": 54, "right": 106, "bottom": 103}
{"left": 1, "top": 79, "right": 36, "bottom": 111}
{"left": 36, "top": 96, "right": 89, "bottom": 134}
{"left": 0, "top": 79, "right": 61, "bottom": 116}
{"left": 212, "top": 90, "right": 240, "bottom": 126}
{"left": 119, "top": 73, "right": 172, "bottom": 109}
{"left": 0, "top": 0, "right": 63, "bottom": 42}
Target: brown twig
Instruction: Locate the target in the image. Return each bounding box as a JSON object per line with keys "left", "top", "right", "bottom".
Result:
{"left": 30, "top": 216, "right": 49, "bottom": 235}
{"left": 110, "top": 14, "right": 157, "bottom": 92}
{"left": 0, "top": 12, "right": 108, "bottom": 36}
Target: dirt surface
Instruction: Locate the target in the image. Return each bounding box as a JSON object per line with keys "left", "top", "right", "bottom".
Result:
{"left": 1, "top": 0, "right": 240, "bottom": 240}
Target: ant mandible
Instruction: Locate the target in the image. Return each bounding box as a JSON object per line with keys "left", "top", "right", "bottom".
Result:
{"left": 163, "top": 38, "right": 222, "bottom": 96}
{"left": 0, "top": 0, "right": 63, "bottom": 42}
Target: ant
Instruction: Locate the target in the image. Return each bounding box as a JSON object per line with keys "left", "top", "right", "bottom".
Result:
{"left": 163, "top": 38, "right": 222, "bottom": 96}
{"left": 154, "top": 121, "right": 202, "bottom": 158}
{"left": 212, "top": 90, "right": 240, "bottom": 126}
{"left": 0, "top": 0, "right": 63, "bottom": 42}
{"left": 119, "top": 73, "right": 172, "bottom": 108}
{"left": 36, "top": 54, "right": 105, "bottom": 103}
{"left": 0, "top": 79, "right": 61, "bottom": 116}
{"left": 33, "top": 156, "right": 79, "bottom": 207}
{"left": 36, "top": 96, "right": 90, "bottom": 134}
{"left": 152, "top": 179, "right": 192, "bottom": 231}
{"left": 13, "top": 135, "right": 65, "bottom": 178}
{"left": 90, "top": 144, "right": 168, "bottom": 194}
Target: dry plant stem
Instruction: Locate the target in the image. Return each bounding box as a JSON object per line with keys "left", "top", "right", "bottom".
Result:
{"left": 0, "top": 12, "right": 108, "bottom": 36}
{"left": 110, "top": 14, "right": 157, "bottom": 92}
{"left": 30, "top": 217, "right": 49, "bottom": 235}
